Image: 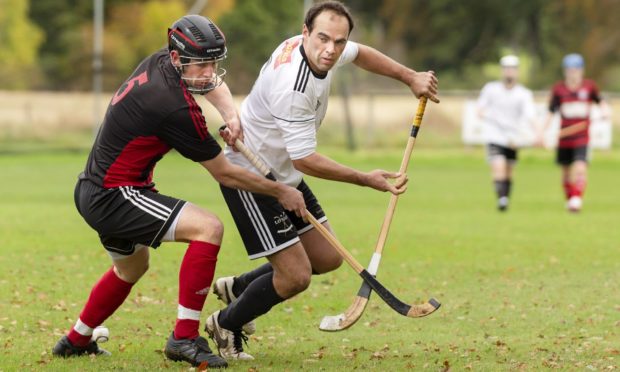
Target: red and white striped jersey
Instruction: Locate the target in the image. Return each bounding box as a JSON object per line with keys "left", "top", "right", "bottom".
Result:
{"left": 549, "top": 79, "right": 602, "bottom": 148}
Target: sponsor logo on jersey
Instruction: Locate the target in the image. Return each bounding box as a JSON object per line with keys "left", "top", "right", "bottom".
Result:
{"left": 577, "top": 88, "right": 589, "bottom": 100}
{"left": 274, "top": 39, "right": 300, "bottom": 69}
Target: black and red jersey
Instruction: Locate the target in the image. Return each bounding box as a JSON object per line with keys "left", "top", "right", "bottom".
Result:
{"left": 548, "top": 79, "right": 602, "bottom": 148}
{"left": 82, "top": 48, "right": 221, "bottom": 189}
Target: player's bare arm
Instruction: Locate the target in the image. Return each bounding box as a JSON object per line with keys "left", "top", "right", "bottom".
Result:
{"left": 201, "top": 153, "right": 306, "bottom": 216}
{"left": 353, "top": 44, "right": 439, "bottom": 103}
{"left": 292, "top": 152, "right": 407, "bottom": 195}
{"left": 204, "top": 82, "right": 243, "bottom": 145}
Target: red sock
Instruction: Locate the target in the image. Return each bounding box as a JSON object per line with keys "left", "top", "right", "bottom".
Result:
{"left": 573, "top": 179, "right": 586, "bottom": 197}
{"left": 563, "top": 181, "right": 572, "bottom": 199}
{"left": 67, "top": 267, "right": 133, "bottom": 346}
{"left": 174, "top": 241, "right": 220, "bottom": 339}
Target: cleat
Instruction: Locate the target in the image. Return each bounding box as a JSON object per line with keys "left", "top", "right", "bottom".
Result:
{"left": 213, "top": 277, "right": 256, "bottom": 334}
{"left": 205, "top": 310, "right": 254, "bottom": 360}
{"left": 164, "top": 332, "right": 228, "bottom": 368}
{"left": 497, "top": 196, "right": 509, "bottom": 212}
{"left": 567, "top": 196, "right": 582, "bottom": 212}
{"left": 52, "top": 335, "right": 111, "bottom": 358}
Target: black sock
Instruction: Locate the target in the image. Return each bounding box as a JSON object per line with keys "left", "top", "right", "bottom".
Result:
{"left": 494, "top": 180, "right": 510, "bottom": 198}
{"left": 219, "top": 272, "right": 283, "bottom": 330}
{"left": 232, "top": 262, "right": 273, "bottom": 297}
{"left": 494, "top": 180, "right": 504, "bottom": 198}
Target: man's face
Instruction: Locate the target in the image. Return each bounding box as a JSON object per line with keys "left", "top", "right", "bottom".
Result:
{"left": 564, "top": 67, "right": 583, "bottom": 84}
{"left": 501, "top": 66, "right": 518, "bottom": 84}
{"left": 302, "top": 10, "right": 350, "bottom": 73}
{"left": 171, "top": 50, "right": 218, "bottom": 91}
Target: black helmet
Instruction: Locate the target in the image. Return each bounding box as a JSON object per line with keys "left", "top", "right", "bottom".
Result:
{"left": 168, "top": 15, "right": 227, "bottom": 94}
{"left": 168, "top": 15, "right": 227, "bottom": 60}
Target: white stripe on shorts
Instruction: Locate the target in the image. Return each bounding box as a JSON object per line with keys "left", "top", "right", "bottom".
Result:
{"left": 237, "top": 190, "right": 277, "bottom": 250}
{"left": 125, "top": 187, "right": 172, "bottom": 213}
{"left": 119, "top": 187, "right": 169, "bottom": 220}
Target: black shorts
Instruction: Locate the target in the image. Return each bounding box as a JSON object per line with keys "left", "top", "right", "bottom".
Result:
{"left": 74, "top": 178, "right": 186, "bottom": 256}
{"left": 487, "top": 143, "right": 518, "bottom": 163}
{"left": 220, "top": 179, "right": 326, "bottom": 260}
{"left": 556, "top": 146, "right": 589, "bottom": 165}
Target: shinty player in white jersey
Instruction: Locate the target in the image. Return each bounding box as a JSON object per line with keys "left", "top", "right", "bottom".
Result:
{"left": 207, "top": 1, "right": 439, "bottom": 361}
{"left": 477, "top": 55, "right": 537, "bottom": 211}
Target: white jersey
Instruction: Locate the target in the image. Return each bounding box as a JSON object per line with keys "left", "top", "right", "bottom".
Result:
{"left": 477, "top": 81, "right": 536, "bottom": 147}
{"left": 225, "top": 35, "right": 359, "bottom": 186}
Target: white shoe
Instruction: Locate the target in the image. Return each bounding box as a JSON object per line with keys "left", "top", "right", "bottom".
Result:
{"left": 497, "top": 196, "right": 509, "bottom": 211}
{"left": 205, "top": 310, "right": 255, "bottom": 361}
{"left": 213, "top": 276, "right": 256, "bottom": 334}
{"left": 567, "top": 196, "right": 582, "bottom": 212}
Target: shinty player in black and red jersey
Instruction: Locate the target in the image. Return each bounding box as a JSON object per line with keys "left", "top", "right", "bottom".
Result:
{"left": 51, "top": 15, "right": 305, "bottom": 368}
{"left": 538, "top": 53, "right": 610, "bottom": 212}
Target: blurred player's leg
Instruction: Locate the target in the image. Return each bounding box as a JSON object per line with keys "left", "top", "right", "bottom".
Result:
{"left": 567, "top": 160, "right": 587, "bottom": 212}
{"left": 491, "top": 154, "right": 510, "bottom": 211}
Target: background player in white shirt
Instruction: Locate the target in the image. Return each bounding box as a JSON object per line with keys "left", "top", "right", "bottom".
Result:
{"left": 206, "top": 1, "right": 439, "bottom": 361}
{"left": 477, "top": 55, "right": 536, "bottom": 211}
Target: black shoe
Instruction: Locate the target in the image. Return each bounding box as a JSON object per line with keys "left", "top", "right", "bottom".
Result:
{"left": 164, "top": 332, "right": 228, "bottom": 368}
{"left": 52, "top": 335, "right": 110, "bottom": 357}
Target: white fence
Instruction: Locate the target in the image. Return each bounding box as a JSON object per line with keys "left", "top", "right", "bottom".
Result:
{"left": 461, "top": 100, "right": 613, "bottom": 149}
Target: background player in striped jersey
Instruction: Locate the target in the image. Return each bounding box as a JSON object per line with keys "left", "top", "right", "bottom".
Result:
{"left": 51, "top": 15, "right": 305, "bottom": 368}
{"left": 204, "top": 1, "right": 439, "bottom": 361}
{"left": 539, "top": 53, "right": 610, "bottom": 212}
{"left": 477, "top": 55, "right": 537, "bottom": 211}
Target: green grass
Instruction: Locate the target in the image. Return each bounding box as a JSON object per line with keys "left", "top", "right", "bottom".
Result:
{"left": 1, "top": 146, "right": 619, "bottom": 371}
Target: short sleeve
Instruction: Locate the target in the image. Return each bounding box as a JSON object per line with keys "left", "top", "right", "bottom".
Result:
{"left": 269, "top": 89, "right": 317, "bottom": 160}
{"left": 157, "top": 107, "right": 221, "bottom": 162}
{"left": 522, "top": 89, "right": 537, "bottom": 120}
{"left": 590, "top": 81, "right": 602, "bottom": 103}
{"left": 477, "top": 83, "right": 492, "bottom": 109}
{"left": 336, "top": 41, "right": 359, "bottom": 67}
{"left": 548, "top": 85, "right": 561, "bottom": 113}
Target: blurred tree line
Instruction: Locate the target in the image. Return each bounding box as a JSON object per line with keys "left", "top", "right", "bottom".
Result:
{"left": 1, "top": 0, "right": 619, "bottom": 93}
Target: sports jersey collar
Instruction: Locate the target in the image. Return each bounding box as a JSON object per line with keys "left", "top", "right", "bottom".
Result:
{"left": 299, "top": 44, "right": 328, "bottom": 80}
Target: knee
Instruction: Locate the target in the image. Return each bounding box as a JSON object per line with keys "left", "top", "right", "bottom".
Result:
{"left": 276, "top": 269, "right": 311, "bottom": 297}
{"left": 193, "top": 214, "right": 224, "bottom": 242}
{"left": 288, "top": 271, "right": 312, "bottom": 294}
{"left": 206, "top": 215, "right": 224, "bottom": 241}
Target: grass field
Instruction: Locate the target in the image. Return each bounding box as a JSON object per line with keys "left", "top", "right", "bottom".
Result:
{"left": 1, "top": 145, "right": 619, "bottom": 371}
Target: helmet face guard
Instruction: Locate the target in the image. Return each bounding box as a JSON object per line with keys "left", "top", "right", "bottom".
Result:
{"left": 167, "top": 15, "right": 228, "bottom": 94}
{"left": 175, "top": 53, "right": 227, "bottom": 94}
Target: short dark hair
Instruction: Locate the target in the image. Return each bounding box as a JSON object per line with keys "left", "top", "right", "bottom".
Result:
{"left": 304, "top": 1, "right": 354, "bottom": 35}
